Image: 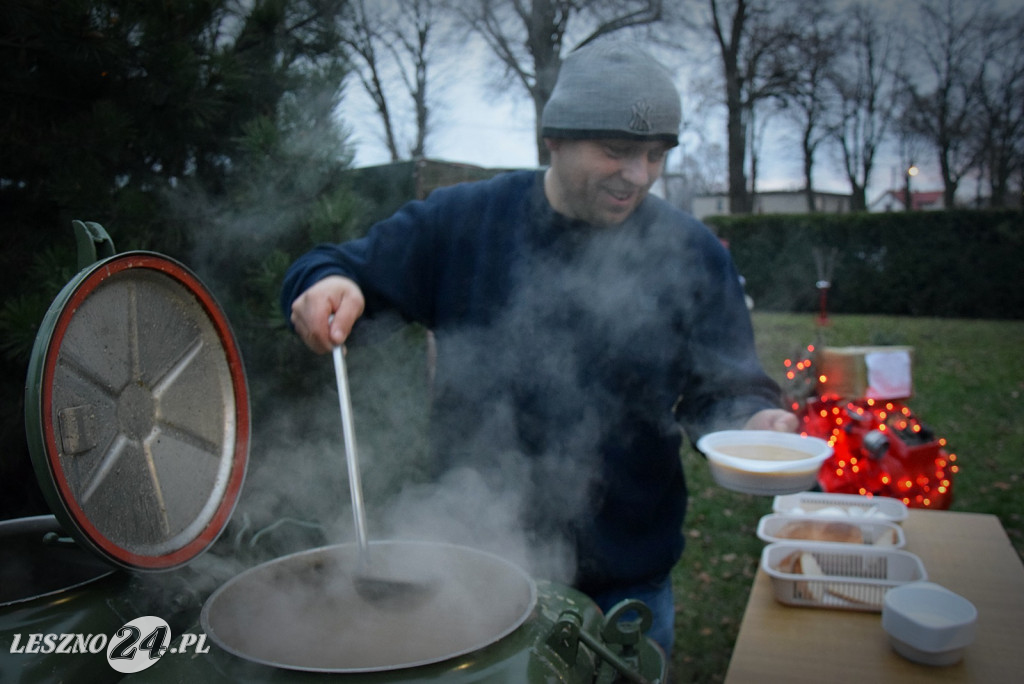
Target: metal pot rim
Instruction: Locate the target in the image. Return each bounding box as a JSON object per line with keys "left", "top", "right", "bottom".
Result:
{"left": 199, "top": 539, "right": 538, "bottom": 673}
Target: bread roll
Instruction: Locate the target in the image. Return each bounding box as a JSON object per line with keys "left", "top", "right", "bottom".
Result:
{"left": 775, "top": 547, "right": 882, "bottom": 607}
{"left": 826, "top": 583, "right": 876, "bottom": 606}
{"left": 777, "top": 550, "right": 801, "bottom": 573}
{"left": 793, "top": 552, "right": 825, "bottom": 601}
{"left": 776, "top": 520, "right": 864, "bottom": 544}
{"left": 872, "top": 528, "right": 898, "bottom": 546}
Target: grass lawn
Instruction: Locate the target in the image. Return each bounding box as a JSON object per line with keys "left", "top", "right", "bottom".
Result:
{"left": 669, "top": 312, "right": 1024, "bottom": 682}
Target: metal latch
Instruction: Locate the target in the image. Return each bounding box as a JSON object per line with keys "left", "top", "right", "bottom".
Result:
{"left": 57, "top": 404, "right": 97, "bottom": 455}
{"left": 545, "top": 599, "right": 656, "bottom": 683}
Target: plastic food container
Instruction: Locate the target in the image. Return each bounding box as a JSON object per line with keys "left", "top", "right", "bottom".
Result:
{"left": 772, "top": 492, "right": 909, "bottom": 524}
{"left": 756, "top": 513, "right": 906, "bottom": 548}
{"left": 696, "top": 431, "right": 832, "bottom": 495}
{"left": 882, "top": 581, "right": 977, "bottom": 666}
{"left": 761, "top": 541, "right": 927, "bottom": 611}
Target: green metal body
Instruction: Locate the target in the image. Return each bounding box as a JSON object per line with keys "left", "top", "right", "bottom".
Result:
{"left": 137, "top": 581, "right": 666, "bottom": 683}
{"left": 0, "top": 515, "right": 128, "bottom": 683}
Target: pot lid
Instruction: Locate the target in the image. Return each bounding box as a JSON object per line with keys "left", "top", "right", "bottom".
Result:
{"left": 25, "top": 239, "right": 249, "bottom": 571}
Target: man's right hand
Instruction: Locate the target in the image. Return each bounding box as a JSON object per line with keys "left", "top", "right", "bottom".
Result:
{"left": 289, "top": 275, "right": 366, "bottom": 354}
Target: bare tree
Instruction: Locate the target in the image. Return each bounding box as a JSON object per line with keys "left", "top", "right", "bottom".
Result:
{"left": 452, "top": 0, "right": 664, "bottom": 165}
{"left": 341, "top": 0, "right": 399, "bottom": 160}
{"left": 825, "top": 3, "right": 901, "bottom": 212}
{"left": 973, "top": 6, "right": 1024, "bottom": 208}
{"left": 746, "top": 100, "right": 773, "bottom": 197}
{"left": 706, "top": 0, "right": 753, "bottom": 214}
{"left": 703, "top": 0, "right": 799, "bottom": 214}
{"left": 663, "top": 138, "right": 728, "bottom": 210}
{"left": 392, "top": 0, "right": 442, "bottom": 158}
{"left": 660, "top": 66, "right": 728, "bottom": 212}
{"left": 903, "top": 0, "right": 988, "bottom": 209}
{"left": 341, "top": 0, "right": 444, "bottom": 161}
{"left": 774, "top": 0, "right": 844, "bottom": 212}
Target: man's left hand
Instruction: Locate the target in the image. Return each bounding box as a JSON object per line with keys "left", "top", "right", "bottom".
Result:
{"left": 744, "top": 409, "right": 799, "bottom": 433}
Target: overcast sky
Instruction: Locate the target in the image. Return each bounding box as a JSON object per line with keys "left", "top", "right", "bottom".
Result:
{"left": 337, "top": 33, "right": 944, "bottom": 204}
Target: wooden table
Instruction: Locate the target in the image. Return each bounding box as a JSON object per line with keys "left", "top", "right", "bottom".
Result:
{"left": 725, "top": 509, "right": 1024, "bottom": 683}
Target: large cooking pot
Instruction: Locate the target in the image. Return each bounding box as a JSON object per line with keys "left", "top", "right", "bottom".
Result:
{"left": 3, "top": 221, "right": 666, "bottom": 682}
{"left": 201, "top": 540, "right": 536, "bottom": 673}
{"left": 140, "top": 546, "right": 664, "bottom": 683}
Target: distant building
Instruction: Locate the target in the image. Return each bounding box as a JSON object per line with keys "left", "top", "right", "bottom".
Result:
{"left": 691, "top": 190, "right": 852, "bottom": 220}
{"left": 869, "top": 189, "right": 945, "bottom": 212}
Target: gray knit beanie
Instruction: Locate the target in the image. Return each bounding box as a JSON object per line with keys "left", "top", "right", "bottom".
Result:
{"left": 541, "top": 42, "right": 681, "bottom": 146}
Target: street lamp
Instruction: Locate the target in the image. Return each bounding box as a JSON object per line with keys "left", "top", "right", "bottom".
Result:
{"left": 905, "top": 164, "right": 919, "bottom": 211}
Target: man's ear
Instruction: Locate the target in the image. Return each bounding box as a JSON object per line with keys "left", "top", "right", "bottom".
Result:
{"left": 543, "top": 138, "right": 560, "bottom": 152}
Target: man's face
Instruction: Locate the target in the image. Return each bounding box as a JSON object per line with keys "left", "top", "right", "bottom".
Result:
{"left": 544, "top": 139, "right": 670, "bottom": 227}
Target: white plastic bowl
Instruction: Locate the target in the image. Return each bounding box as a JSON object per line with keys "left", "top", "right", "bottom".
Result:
{"left": 772, "top": 492, "right": 909, "bottom": 523}
{"left": 696, "top": 430, "right": 832, "bottom": 496}
{"left": 882, "top": 581, "right": 977, "bottom": 666}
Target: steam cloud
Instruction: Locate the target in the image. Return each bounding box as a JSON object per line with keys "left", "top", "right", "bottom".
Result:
{"left": 160, "top": 123, "right": 697, "bottom": 609}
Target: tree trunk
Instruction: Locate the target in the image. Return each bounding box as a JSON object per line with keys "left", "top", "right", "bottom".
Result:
{"left": 803, "top": 133, "right": 815, "bottom": 213}
{"left": 726, "top": 90, "right": 749, "bottom": 214}
{"left": 849, "top": 184, "right": 866, "bottom": 212}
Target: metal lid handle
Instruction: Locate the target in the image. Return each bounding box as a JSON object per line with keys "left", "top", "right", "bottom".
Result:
{"left": 73, "top": 220, "right": 116, "bottom": 270}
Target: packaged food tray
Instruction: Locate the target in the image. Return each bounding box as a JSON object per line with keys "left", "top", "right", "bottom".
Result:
{"left": 757, "top": 513, "right": 906, "bottom": 548}
{"left": 761, "top": 541, "right": 927, "bottom": 611}
{"left": 772, "top": 492, "right": 908, "bottom": 523}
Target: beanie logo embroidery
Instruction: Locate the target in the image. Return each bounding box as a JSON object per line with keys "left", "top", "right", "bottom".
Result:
{"left": 629, "top": 99, "right": 653, "bottom": 133}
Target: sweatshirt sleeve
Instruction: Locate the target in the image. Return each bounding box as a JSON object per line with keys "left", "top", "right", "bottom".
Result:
{"left": 672, "top": 226, "right": 783, "bottom": 441}
{"left": 280, "top": 170, "right": 536, "bottom": 331}
{"left": 279, "top": 193, "right": 443, "bottom": 329}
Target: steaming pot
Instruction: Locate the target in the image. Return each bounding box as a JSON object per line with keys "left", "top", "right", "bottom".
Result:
{"left": 141, "top": 543, "right": 666, "bottom": 682}
{"left": 2, "top": 222, "right": 666, "bottom": 682}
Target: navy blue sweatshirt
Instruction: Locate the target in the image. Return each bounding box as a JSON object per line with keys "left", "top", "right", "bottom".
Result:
{"left": 281, "top": 170, "right": 782, "bottom": 593}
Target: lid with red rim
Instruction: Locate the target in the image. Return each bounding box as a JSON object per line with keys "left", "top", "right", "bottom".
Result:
{"left": 25, "top": 252, "right": 249, "bottom": 571}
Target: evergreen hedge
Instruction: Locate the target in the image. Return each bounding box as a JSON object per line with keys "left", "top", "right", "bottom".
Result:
{"left": 708, "top": 210, "right": 1024, "bottom": 320}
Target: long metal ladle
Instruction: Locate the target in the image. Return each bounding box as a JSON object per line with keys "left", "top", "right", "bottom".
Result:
{"left": 332, "top": 345, "right": 369, "bottom": 551}
{"left": 331, "top": 343, "right": 436, "bottom": 608}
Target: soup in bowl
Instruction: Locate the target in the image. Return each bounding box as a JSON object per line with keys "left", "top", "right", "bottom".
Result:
{"left": 696, "top": 430, "right": 832, "bottom": 495}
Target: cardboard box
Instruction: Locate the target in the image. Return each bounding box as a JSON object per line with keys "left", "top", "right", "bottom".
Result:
{"left": 818, "top": 346, "right": 914, "bottom": 400}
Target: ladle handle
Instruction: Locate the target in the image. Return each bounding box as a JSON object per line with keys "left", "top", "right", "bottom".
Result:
{"left": 333, "top": 345, "right": 369, "bottom": 553}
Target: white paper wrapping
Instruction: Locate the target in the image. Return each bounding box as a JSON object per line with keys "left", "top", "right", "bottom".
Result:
{"left": 865, "top": 350, "right": 913, "bottom": 399}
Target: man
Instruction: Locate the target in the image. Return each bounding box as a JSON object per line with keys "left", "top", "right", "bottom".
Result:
{"left": 282, "top": 41, "right": 796, "bottom": 655}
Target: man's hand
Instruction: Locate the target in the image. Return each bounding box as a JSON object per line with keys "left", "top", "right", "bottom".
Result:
{"left": 289, "top": 275, "right": 366, "bottom": 354}
{"left": 743, "top": 408, "right": 799, "bottom": 433}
